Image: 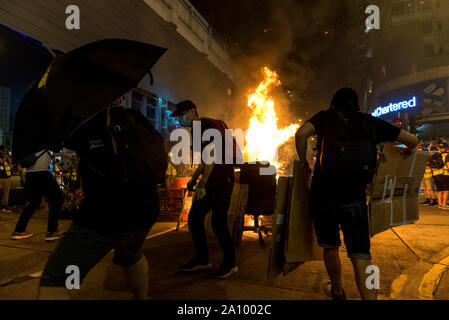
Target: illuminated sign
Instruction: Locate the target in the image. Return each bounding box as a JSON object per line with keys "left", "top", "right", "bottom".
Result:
{"left": 371, "top": 97, "right": 417, "bottom": 117}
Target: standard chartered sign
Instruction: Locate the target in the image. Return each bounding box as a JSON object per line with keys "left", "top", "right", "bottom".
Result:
{"left": 371, "top": 97, "right": 417, "bottom": 117}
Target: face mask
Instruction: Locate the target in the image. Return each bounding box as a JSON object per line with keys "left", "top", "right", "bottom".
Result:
{"left": 178, "top": 117, "right": 191, "bottom": 127}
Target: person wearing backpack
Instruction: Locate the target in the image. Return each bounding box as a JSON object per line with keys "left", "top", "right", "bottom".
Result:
{"left": 170, "top": 100, "right": 242, "bottom": 279}
{"left": 420, "top": 143, "right": 438, "bottom": 206}
{"left": 295, "top": 88, "right": 418, "bottom": 300}
{"left": 37, "top": 97, "right": 168, "bottom": 300}
{"left": 11, "top": 149, "right": 63, "bottom": 241}
{"left": 429, "top": 141, "right": 449, "bottom": 210}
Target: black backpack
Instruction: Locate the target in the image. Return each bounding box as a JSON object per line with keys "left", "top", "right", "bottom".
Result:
{"left": 68, "top": 105, "right": 168, "bottom": 187}
{"left": 428, "top": 152, "right": 445, "bottom": 169}
{"left": 319, "top": 110, "right": 377, "bottom": 183}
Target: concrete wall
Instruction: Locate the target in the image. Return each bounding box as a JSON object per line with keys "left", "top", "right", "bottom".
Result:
{"left": 0, "top": 0, "right": 236, "bottom": 119}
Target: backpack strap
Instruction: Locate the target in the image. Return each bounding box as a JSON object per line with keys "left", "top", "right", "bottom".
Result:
{"left": 106, "top": 106, "right": 121, "bottom": 156}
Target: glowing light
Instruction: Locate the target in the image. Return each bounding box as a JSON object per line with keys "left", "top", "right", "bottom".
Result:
{"left": 244, "top": 67, "right": 300, "bottom": 170}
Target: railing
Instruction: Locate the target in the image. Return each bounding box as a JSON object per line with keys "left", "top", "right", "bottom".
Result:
{"left": 143, "top": 0, "right": 234, "bottom": 79}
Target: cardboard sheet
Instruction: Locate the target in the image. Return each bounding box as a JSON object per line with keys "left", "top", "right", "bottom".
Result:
{"left": 284, "top": 161, "right": 322, "bottom": 274}
{"left": 267, "top": 176, "right": 291, "bottom": 281}
{"left": 369, "top": 145, "right": 428, "bottom": 236}
{"left": 204, "top": 183, "right": 248, "bottom": 245}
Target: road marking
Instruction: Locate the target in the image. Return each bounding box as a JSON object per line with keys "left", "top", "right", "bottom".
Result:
{"left": 146, "top": 224, "right": 186, "bottom": 240}
{"left": 390, "top": 274, "right": 408, "bottom": 299}
{"left": 418, "top": 256, "right": 449, "bottom": 300}
{"left": 2, "top": 225, "right": 186, "bottom": 286}
{"left": 29, "top": 271, "right": 43, "bottom": 278}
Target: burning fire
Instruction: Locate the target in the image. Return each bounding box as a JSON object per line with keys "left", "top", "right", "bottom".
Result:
{"left": 244, "top": 67, "right": 301, "bottom": 169}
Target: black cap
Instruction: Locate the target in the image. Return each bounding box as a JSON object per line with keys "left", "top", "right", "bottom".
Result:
{"left": 330, "top": 88, "right": 360, "bottom": 112}
{"left": 170, "top": 100, "right": 197, "bottom": 117}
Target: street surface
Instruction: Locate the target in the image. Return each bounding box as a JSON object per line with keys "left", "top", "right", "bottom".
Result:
{"left": 0, "top": 204, "right": 448, "bottom": 300}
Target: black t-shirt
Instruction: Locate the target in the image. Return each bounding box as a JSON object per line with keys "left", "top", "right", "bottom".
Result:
{"left": 65, "top": 107, "right": 159, "bottom": 233}
{"left": 308, "top": 109, "right": 401, "bottom": 203}
{"left": 199, "top": 118, "right": 235, "bottom": 194}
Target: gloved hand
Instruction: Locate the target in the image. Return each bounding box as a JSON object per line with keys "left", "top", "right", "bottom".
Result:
{"left": 187, "top": 178, "right": 197, "bottom": 191}
{"left": 195, "top": 180, "right": 207, "bottom": 200}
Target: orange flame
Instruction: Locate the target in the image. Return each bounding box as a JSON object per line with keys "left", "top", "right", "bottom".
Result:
{"left": 245, "top": 67, "right": 300, "bottom": 169}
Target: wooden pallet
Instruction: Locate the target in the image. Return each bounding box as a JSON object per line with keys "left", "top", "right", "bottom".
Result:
{"left": 204, "top": 184, "right": 249, "bottom": 245}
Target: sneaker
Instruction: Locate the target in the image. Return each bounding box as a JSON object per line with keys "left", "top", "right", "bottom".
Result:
{"left": 421, "top": 198, "right": 431, "bottom": 205}
{"left": 321, "top": 281, "right": 346, "bottom": 300}
{"left": 45, "top": 232, "right": 61, "bottom": 241}
{"left": 214, "top": 264, "right": 239, "bottom": 279}
{"left": 180, "top": 257, "right": 212, "bottom": 272}
{"left": 11, "top": 231, "right": 34, "bottom": 240}
{"left": 431, "top": 199, "right": 438, "bottom": 206}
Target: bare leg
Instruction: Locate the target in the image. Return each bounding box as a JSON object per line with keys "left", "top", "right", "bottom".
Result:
{"left": 323, "top": 248, "right": 343, "bottom": 295}
{"left": 438, "top": 191, "right": 444, "bottom": 206}
{"left": 124, "top": 256, "right": 149, "bottom": 300}
{"left": 423, "top": 189, "right": 430, "bottom": 199}
{"left": 351, "top": 259, "right": 378, "bottom": 300}
{"left": 443, "top": 191, "right": 449, "bottom": 207}
{"left": 37, "top": 286, "right": 71, "bottom": 300}
{"left": 429, "top": 189, "right": 436, "bottom": 199}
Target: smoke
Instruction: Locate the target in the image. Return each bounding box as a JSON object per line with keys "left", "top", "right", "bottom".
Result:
{"left": 223, "top": 0, "right": 342, "bottom": 127}
{"left": 182, "top": 0, "right": 346, "bottom": 166}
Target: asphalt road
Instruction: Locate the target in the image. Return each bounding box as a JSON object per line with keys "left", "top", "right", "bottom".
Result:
{"left": 0, "top": 204, "right": 448, "bottom": 300}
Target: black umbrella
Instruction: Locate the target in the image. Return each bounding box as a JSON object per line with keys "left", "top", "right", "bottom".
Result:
{"left": 12, "top": 39, "right": 167, "bottom": 163}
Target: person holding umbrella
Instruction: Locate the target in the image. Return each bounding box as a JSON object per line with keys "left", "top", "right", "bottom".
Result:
{"left": 13, "top": 39, "right": 168, "bottom": 300}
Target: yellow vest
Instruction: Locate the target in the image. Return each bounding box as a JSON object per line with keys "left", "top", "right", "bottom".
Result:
{"left": 424, "top": 167, "right": 433, "bottom": 179}
{"left": 0, "top": 157, "right": 11, "bottom": 177}
{"left": 432, "top": 152, "right": 449, "bottom": 176}
{"left": 71, "top": 170, "right": 77, "bottom": 180}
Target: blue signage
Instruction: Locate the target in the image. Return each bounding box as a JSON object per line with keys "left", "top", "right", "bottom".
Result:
{"left": 371, "top": 96, "right": 417, "bottom": 117}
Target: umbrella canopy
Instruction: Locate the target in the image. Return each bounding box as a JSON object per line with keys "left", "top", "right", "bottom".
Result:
{"left": 12, "top": 39, "right": 167, "bottom": 163}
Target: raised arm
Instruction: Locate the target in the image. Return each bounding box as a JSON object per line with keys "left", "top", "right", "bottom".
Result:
{"left": 295, "top": 122, "right": 316, "bottom": 165}
{"left": 395, "top": 129, "right": 419, "bottom": 150}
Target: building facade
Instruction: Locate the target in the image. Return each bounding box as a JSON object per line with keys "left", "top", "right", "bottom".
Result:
{"left": 0, "top": 0, "right": 236, "bottom": 141}
{"left": 368, "top": 0, "right": 449, "bottom": 140}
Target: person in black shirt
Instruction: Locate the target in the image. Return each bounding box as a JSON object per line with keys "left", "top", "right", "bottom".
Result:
{"left": 295, "top": 88, "right": 418, "bottom": 300}
{"left": 170, "top": 100, "right": 239, "bottom": 279}
{"left": 38, "top": 97, "right": 162, "bottom": 300}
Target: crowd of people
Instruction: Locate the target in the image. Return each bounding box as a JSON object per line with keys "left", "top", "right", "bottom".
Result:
{"left": 2, "top": 87, "right": 423, "bottom": 301}
{"left": 419, "top": 140, "right": 449, "bottom": 210}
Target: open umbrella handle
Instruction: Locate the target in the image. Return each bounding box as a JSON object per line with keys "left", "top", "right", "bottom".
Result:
{"left": 44, "top": 46, "right": 57, "bottom": 58}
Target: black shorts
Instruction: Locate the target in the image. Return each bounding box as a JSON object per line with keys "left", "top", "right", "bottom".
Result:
{"left": 433, "top": 175, "right": 449, "bottom": 191}
{"left": 311, "top": 200, "right": 371, "bottom": 260}
{"left": 40, "top": 223, "right": 151, "bottom": 287}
